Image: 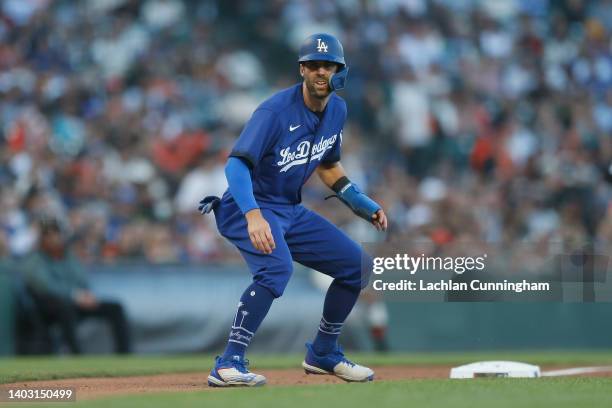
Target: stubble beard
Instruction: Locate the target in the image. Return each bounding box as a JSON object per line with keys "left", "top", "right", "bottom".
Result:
{"left": 306, "top": 78, "right": 331, "bottom": 99}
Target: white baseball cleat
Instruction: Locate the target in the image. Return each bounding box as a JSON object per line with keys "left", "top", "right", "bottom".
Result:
{"left": 302, "top": 343, "right": 374, "bottom": 382}
{"left": 208, "top": 355, "right": 267, "bottom": 387}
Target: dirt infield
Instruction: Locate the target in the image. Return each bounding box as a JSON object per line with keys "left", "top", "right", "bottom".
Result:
{"left": 2, "top": 366, "right": 448, "bottom": 400}
{"left": 3, "top": 365, "right": 612, "bottom": 400}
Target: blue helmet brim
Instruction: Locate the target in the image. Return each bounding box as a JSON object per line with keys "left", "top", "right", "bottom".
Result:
{"left": 298, "top": 53, "right": 345, "bottom": 67}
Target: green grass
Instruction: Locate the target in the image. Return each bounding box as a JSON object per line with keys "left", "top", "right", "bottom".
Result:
{"left": 3, "top": 352, "right": 612, "bottom": 408}
{"left": 2, "top": 350, "right": 612, "bottom": 384}
{"left": 16, "top": 378, "right": 612, "bottom": 408}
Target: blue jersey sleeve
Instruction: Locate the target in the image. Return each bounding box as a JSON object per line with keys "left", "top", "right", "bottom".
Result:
{"left": 230, "top": 108, "right": 280, "bottom": 168}
{"left": 225, "top": 157, "right": 259, "bottom": 214}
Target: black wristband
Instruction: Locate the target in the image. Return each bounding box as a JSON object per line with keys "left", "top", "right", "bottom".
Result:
{"left": 331, "top": 176, "right": 351, "bottom": 193}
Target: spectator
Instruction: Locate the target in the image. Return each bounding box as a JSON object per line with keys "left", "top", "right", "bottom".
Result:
{"left": 22, "top": 218, "right": 131, "bottom": 354}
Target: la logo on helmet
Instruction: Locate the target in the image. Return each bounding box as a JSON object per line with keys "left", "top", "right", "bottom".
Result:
{"left": 317, "top": 38, "right": 328, "bottom": 52}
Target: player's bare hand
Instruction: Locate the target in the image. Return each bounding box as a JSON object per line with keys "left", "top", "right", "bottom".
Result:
{"left": 245, "top": 209, "right": 276, "bottom": 254}
{"left": 371, "top": 209, "right": 388, "bottom": 231}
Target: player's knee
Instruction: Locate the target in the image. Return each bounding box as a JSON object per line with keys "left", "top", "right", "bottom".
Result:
{"left": 341, "top": 271, "right": 369, "bottom": 291}
{"left": 339, "top": 253, "right": 373, "bottom": 291}
{"left": 254, "top": 262, "right": 293, "bottom": 298}
{"left": 254, "top": 278, "right": 291, "bottom": 298}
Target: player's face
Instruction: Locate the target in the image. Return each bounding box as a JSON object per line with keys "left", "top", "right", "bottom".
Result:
{"left": 301, "top": 61, "right": 338, "bottom": 98}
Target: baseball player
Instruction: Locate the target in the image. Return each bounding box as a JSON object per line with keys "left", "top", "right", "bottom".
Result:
{"left": 200, "top": 33, "right": 387, "bottom": 387}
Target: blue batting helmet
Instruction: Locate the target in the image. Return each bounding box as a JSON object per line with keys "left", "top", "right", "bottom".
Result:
{"left": 298, "top": 33, "right": 349, "bottom": 91}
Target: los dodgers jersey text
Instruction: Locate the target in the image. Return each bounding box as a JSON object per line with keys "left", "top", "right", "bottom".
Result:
{"left": 229, "top": 83, "right": 346, "bottom": 205}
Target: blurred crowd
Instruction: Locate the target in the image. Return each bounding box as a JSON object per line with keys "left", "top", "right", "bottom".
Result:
{"left": 1, "top": 0, "right": 611, "bottom": 265}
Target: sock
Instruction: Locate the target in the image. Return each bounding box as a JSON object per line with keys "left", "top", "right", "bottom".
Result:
{"left": 222, "top": 282, "right": 275, "bottom": 360}
{"left": 312, "top": 279, "right": 360, "bottom": 355}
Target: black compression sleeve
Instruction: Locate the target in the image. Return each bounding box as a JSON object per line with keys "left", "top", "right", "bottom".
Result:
{"left": 331, "top": 176, "right": 351, "bottom": 193}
